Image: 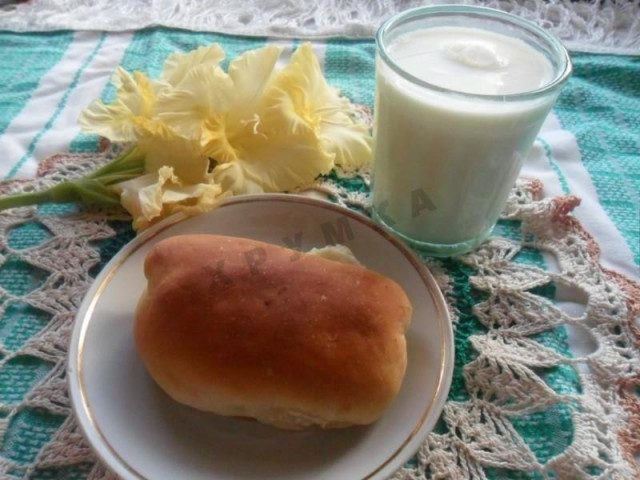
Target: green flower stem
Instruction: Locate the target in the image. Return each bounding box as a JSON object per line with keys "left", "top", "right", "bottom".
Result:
{"left": 0, "top": 190, "right": 54, "bottom": 210}
{"left": 0, "top": 146, "right": 146, "bottom": 212}
{"left": 89, "top": 146, "right": 145, "bottom": 178}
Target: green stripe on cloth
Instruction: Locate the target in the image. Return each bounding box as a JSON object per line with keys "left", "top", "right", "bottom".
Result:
{"left": 70, "top": 28, "right": 266, "bottom": 153}
{"left": 0, "top": 31, "right": 74, "bottom": 137}
{"left": 539, "top": 137, "right": 571, "bottom": 195}
{"left": 554, "top": 53, "right": 640, "bottom": 266}
{"left": 6, "top": 33, "right": 108, "bottom": 179}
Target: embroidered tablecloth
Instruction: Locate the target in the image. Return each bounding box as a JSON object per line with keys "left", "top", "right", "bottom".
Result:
{"left": 0, "top": 2, "right": 639, "bottom": 479}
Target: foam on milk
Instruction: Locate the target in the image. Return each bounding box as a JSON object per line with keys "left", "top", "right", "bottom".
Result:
{"left": 389, "top": 27, "right": 554, "bottom": 95}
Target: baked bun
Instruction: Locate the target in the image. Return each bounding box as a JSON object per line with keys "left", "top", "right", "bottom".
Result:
{"left": 135, "top": 234, "right": 412, "bottom": 430}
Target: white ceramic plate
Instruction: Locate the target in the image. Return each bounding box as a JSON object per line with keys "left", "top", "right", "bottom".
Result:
{"left": 68, "top": 194, "right": 454, "bottom": 480}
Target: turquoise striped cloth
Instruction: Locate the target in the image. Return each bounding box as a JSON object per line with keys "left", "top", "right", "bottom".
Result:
{"left": 0, "top": 32, "right": 74, "bottom": 138}
{"left": 0, "top": 28, "right": 638, "bottom": 479}
{"left": 554, "top": 53, "right": 640, "bottom": 264}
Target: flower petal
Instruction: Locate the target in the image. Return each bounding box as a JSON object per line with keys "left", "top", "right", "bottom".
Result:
{"left": 137, "top": 124, "right": 210, "bottom": 184}
{"left": 161, "top": 44, "right": 225, "bottom": 87}
{"left": 319, "top": 118, "right": 372, "bottom": 169}
{"left": 201, "top": 115, "right": 239, "bottom": 163}
{"left": 210, "top": 162, "right": 265, "bottom": 195}
{"left": 116, "top": 170, "right": 168, "bottom": 231}
{"left": 79, "top": 68, "right": 162, "bottom": 142}
{"left": 226, "top": 45, "right": 282, "bottom": 127}
{"left": 212, "top": 128, "right": 333, "bottom": 194}
{"left": 263, "top": 43, "right": 347, "bottom": 133}
{"left": 262, "top": 43, "right": 373, "bottom": 169}
{"left": 115, "top": 167, "right": 225, "bottom": 231}
{"left": 156, "top": 65, "right": 233, "bottom": 140}
{"left": 162, "top": 181, "right": 226, "bottom": 219}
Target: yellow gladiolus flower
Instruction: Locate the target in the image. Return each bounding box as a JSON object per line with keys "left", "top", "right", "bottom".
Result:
{"left": 157, "top": 45, "right": 282, "bottom": 163}
{"left": 115, "top": 166, "right": 225, "bottom": 231}
{"left": 158, "top": 44, "right": 339, "bottom": 194}
{"left": 263, "top": 43, "right": 372, "bottom": 169}
{"left": 79, "top": 67, "right": 164, "bottom": 142}
{"left": 69, "top": 42, "right": 372, "bottom": 231}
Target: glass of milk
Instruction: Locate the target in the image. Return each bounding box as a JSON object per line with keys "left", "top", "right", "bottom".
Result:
{"left": 371, "top": 6, "right": 572, "bottom": 256}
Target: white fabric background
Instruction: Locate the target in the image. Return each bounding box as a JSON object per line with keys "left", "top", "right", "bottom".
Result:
{"left": 0, "top": 0, "right": 639, "bottom": 54}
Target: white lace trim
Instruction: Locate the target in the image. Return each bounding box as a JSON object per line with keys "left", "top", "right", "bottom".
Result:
{"left": 0, "top": 0, "right": 638, "bottom": 55}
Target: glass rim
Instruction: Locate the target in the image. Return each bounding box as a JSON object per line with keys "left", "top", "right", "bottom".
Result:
{"left": 376, "top": 5, "right": 573, "bottom": 101}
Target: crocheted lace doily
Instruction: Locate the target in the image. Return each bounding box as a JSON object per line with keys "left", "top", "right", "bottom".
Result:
{"left": 0, "top": 150, "right": 638, "bottom": 479}
{"left": 0, "top": 0, "right": 638, "bottom": 55}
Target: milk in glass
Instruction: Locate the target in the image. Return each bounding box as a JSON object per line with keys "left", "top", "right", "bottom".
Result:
{"left": 372, "top": 22, "right": 567, "bottom": 254}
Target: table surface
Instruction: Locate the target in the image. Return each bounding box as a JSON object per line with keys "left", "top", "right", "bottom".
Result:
{"left": 0, "top": 4, "right": 639, "bottom": 480}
